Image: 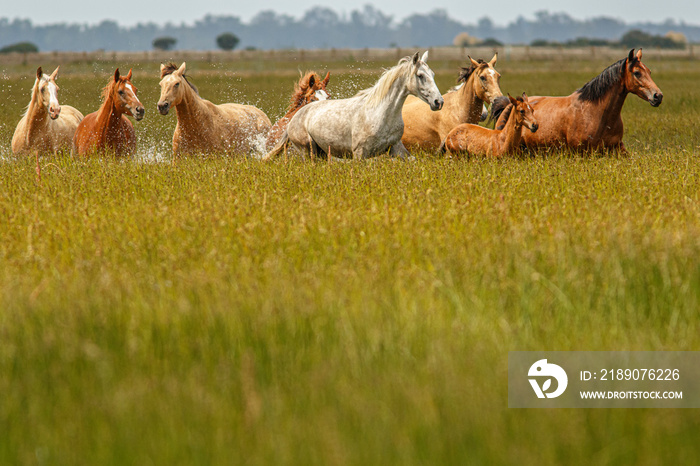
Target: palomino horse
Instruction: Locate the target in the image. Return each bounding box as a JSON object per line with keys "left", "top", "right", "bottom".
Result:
{"left": 402, "top": 54, "right": 502, "bottom": 151}
{"left": 157, "top": 62, "right": 272, "bottom": 155}
{"left": 264, "top": 51, "right": 443, "bottom": 160}
{"left": 12, "top": 66, "right": 84, "bottom": 154}
{"left": 441, "top": 93, "right": 538, "bottom": 157}
{"left": 493, "top": 49, "right": 662, "bottom": 152}
{"left": 265, "top": 71, "right": 330, "bottom": 151}
{"left": 73, "top": 68, "right": 145, "bottom": 156}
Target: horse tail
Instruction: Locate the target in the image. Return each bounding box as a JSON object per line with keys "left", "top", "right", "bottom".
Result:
{"left": 488, "top": 95, "right": 510, "bottom": 124}
{"left": 262, "top": 129, "right": 289, "bottom": 161}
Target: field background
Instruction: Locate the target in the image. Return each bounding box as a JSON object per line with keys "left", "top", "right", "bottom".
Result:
{"left": 1, "top": 50, "right": 700, "bottom": 464}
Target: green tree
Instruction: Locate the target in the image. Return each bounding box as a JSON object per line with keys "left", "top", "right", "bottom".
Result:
{"left": 0, "top": 42, "right": 39, "bottom": 54}
{"left": 152, "top": 36, "right": 177, "bottom": 51}
{"left": 216, "top": 33, "right": 240, "bottom": 51}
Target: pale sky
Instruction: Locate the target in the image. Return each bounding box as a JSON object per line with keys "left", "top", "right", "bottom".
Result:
{"left": 3, "top": 0, "right": 699, "bottom": 26}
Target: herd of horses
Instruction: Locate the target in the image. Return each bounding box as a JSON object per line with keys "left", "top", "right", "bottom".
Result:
{"left": 10, "top": 48, "right": 663, "bottom": 166}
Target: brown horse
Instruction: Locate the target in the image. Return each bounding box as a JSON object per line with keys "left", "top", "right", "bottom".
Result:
{"left": 494, "top": 49, "right": 662, "bottom": 152}
{"left": 401, "top": 54, "right": 502, "bottom": 151}
{"left": 265, "top": 71, "right": 330, "bottom": 151}
{"left": 73, "top": 68, "right": 145, "bottom": 156}
{"left": 441, "top": 94, "right": 538, "bottom": 157}
{"left": 157, "top": 62, "right": 272, "bottom": 155}
{"left": 12, "top": 66, "right": 83, "bottom": 155}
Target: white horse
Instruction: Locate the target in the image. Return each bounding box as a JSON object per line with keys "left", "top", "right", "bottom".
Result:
{"left": 263, "top": 51, "right": 443, "bottom": 160}
{"left": 12, "top": 66, "right": 83, "bottom": 155}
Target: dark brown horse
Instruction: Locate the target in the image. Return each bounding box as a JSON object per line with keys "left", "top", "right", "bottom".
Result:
{"left": 493, "top": 49, "right": 662, "bottom": 152}
{"left": 73, "top": 68, "right": 145, "bottom": 156}
{"left": 265, "top": 71, "right": 330, "bottom": 151}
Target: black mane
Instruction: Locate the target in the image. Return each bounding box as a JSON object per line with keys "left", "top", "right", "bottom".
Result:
{"left": 576, "top": 58, "right": 627, "bottom": 102}
{"left": 160, "top": 63, "right": 199, "bottom": 95}
{"left": 457, "top": 59, "right": 485, "bottom": 83}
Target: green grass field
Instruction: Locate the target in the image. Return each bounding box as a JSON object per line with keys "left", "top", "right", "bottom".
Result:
{"left": 1, "top": 53, "right": 700, "bottom": 464}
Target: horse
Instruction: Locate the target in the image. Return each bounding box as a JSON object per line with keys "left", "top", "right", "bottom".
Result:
{"left": 401, "top": 54, "right": 502, "bottom": 151}
{"left": 440, "top": 93, "right": 538, "bottom": 157}
{"left": 157, "top": 62, "right": 272, "bottom": 155}
{"left": 492, "top": 49, "right": 662, "bottom": 152}
{"left": 12, "top": 66, "right": 84, "bottom": 155}
{"left": 265, "top": 71, "right": 330, "bottom": 151}
{"left": 73, "top": 68, "right": 145, "bottom": 156}
{"left": 263, "top": 51, "right": 443, "bottom": 161}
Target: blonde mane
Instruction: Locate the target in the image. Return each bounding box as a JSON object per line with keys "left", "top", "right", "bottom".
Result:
{"left": 23, "top": 74, "right": 49, "bottom": 117}
{"left": 357, "top": 56, "right": 414, "bottom": 107}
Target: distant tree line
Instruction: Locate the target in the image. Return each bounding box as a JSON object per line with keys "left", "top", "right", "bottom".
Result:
{"left": 531, "top": 30, "right": 686, "bottom": 49}
{"left": 0, "top": 8, "right": 698, "bottom": 52}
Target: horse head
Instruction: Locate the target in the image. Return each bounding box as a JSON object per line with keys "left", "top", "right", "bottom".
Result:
{"left": 158, "top": 62, "right": 192, "bottom": 115}
{"left": 296, "top": 71, "right": 330, "bottom": 108}
{"left": 410, "top": 51, "right": 443, "bottom": 111}
{"left": 509, "top": 93, "right": 538, "bottom": 132}
{"left": 112, "top": 68, "right": 145, "bottom": 120}
{"left": 468, "top": 54, "right": 503, "bottom": 104}
{"left": 622, "top": 48, "right": 663, "bottom": 107}
{"left": 36, "top": 66, "right": 62, "bottom": 119}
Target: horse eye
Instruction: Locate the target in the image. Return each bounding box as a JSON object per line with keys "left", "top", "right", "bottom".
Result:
{"left": 634, "top": 71, "right": 642, "bottom": 78}
{"left": 118, "top": 90, "right": 125, "bottom": 95}
{"left": 175, "top": 82, "right": 180, "bottom": 87}
{"left": 480, "top": 76, "right": 486, "bottom": 81}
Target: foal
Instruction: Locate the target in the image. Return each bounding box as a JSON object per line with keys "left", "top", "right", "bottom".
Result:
{"left": 73, "top": 68, "right": 145, "bottom": 156}
{"left": 441, "top": 94, "right": 538, "bottom": 157}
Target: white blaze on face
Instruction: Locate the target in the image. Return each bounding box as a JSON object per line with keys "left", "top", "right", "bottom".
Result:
{"left": 314, "top": 89, "right": 328, "bottom": 101}
{"left": 125, "top": 83, "right": 137, "bottom": 100}
{"left": 46, "top": 80, "right": 59, "bottom": 108}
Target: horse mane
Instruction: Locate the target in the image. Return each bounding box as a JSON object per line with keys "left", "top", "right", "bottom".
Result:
{"left": 24, "top": 73, "right": 49, "bottom": 116}
{"left": 357, "top": 56, "right": 414, "bottom": 107}
{"left": 489, "top": 95, "right": 511, "bottom": 128}
{"left": 160, "top": 62, "right": 199, "bottom": 95}
{"left": 576, "top": 58, "right": 627, "bottom": 102}
{"left": 288, "top": 72, "right": 323, "bottom": 112}
{"left": 457, "top": 59, "right": 486, "bottom": 83}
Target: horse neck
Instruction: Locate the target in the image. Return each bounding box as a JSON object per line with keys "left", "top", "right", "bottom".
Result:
{"left": 96, "top": 89, "right": 126, "bottom": 133}
{"left": 588, "top": 81, "right": 629, "bottom": 130}
{"left": 454, "top": 74, "right": 484, "bottom": 124}
{"left": 499, "top": 108, "right": 524, "bottom": 150}
{"left": 174, "top": 86, "right": 210, "bottom": 130}
{"left": 367, "top": 75, "right": 410, "bottom": 123}
{"left": 26, "top": 83, "right": 49, "bottom": 133}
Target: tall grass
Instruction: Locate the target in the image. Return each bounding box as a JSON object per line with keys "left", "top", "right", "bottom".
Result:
{"left": 0, "top": 55, "right": 699, "bottom": 464}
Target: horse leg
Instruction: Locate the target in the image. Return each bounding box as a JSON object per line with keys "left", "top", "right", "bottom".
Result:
{"left": 388, "top": 141, "right": 411, "bottom": 160}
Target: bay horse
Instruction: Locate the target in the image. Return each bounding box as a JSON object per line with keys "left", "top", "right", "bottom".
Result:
{"left": 493, "top": 49, "right": 662, "bottom": 152}
{"left": 265, "top": 71, "right": 330, "bottom": 151}
{"left": 157, "top": 62, "right": 272, "bottom": 155}
{"left": 401, "top": 54, "right": 502, "bottom": 151}
{"left": 12, "top": 66, "right": 84, "bottom": 155}
{"left": 73, "top": 68, "right": 145, "bottom": 156}
{"left": 264, "top": 51, "right": 443, "bottom": 160}
{"left": 441, "top": 93, "right": 538, "bottom": 157}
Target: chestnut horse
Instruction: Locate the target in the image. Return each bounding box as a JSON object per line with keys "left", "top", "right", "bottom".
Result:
{"left": 157, "top": 62, "right": 272, "bottom": 155}
{"left": 441, "top": 93, "right": 538, "bottom": 157}
{"left": 73, "top": 68, "right": 145, "bottom": 156}
{"left": 12, "top": 66, "right": 83, "bottom": 155}
{"left": 402, "top": 54, "right": 502, "bottom": 151}
{"left": 265, "top": 71, "right": 330, "bottom": 151}
{"left": 493, "top": 49, "right": 662, "bottom": 152}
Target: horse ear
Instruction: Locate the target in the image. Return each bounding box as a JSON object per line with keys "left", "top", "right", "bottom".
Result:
{"left": 636, "top": 48, "right": 643, "bottom": 60}
{"left": 50, "top": 66, "right": 59, "bottom": 80}
{"left": 177, "top": 62, "right": 186, "bottom": 76}
{"left": 522, "top": 92, "right": 528, "bottom": 100}
{"left": 323, "top": 71, "right": 330, "bottom": 86}
{"left": 412, "top": 52, "right": 420, "bottom": 65}
{"left": 508, "top": 94, "right": 517, "bottom": 105}
{"left": 489, "top": 53, "right": 497, "bottom": 67}
{"left": 126, "top": 68, "right": 133, "bottom": 80}
{"left": 469, "top": 56, "right": 479, "bottom": 67}
{"left": 36, "top": 67, "right": 43, "bottom": 80}
{"left": 160, "top": 63, "right": 166, "bottom": 73}
{"left": 114, "top": 68, "right": 120, "bottom": 82}
{"left": 628, "top": 49, "right": 635, "bottom": 63}
{"left": 308, "top": 74, "right": 315, "bottom": 87}
{"left": 421, "top": 50, "right": 429, "bottom": 63}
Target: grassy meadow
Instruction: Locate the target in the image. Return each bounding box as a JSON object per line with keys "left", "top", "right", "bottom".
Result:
{"left": 1, "top": 52, "right": 700, "bottom": 464}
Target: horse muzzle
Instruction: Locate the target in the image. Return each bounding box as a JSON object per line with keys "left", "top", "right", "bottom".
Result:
{"left": 134, "top": 106, "right": 146, "bottom": 121}
{"left": 529, "top": 122, "right": 539, "bottom": 133}
{"left": 430, "top": 97, "right": 444, "bottom": 111}
{"left": 157, "top": 102, "right": 170, "bottom": 115}
{"left": 49, "top": 105, "right": 61, "bottom": 119}
{"left": 650, "top": 92, "right": 663, "bottom": 107}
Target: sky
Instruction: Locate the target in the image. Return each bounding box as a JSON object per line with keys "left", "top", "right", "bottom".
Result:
{"left": 3, "top": 0, "right": 699, "bottom": 26}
